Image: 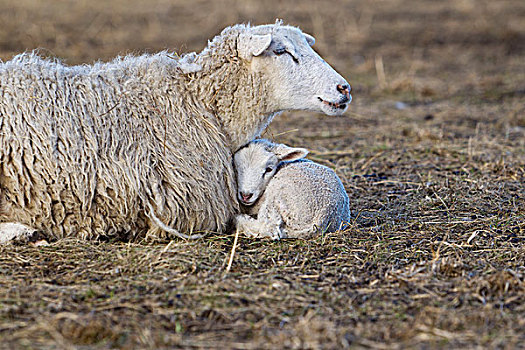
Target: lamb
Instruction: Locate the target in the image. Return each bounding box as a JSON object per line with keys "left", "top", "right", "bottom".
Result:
{"left": 234, "top": 139, "right": 350, "bottom": 239}
{"left": 0, "top": 21, "right": 351, "bottom": 242}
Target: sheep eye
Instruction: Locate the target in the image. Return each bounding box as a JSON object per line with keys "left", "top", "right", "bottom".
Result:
{"left": 273, "top": 48, "right": 299, "bottom": 63}
{"left": 265, "top": 167, "right": 273, "bottom": 174}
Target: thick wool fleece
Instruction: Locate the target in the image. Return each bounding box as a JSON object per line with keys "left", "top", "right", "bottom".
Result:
{"left": 0, "top": 51, "right": 242, "bottom": 239}
{"left": 0, "top": 24, "right": 279, "bottom": 240}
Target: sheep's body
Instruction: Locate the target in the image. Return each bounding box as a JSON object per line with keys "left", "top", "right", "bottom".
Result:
{"left": 0, "top": 53, "right": 237, "bottom": 239}
{"left": 0, "top": 22, "right": 351, "bottom": 241}
{"left": 234, "top": 140, "right": 350, "bottom": 239}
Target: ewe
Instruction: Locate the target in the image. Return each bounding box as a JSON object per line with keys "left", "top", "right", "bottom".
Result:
{"left": 0, "top": 21, "right": 351, "bottom": 242}
{"left": 234, "top": 139, "right": 350, "bottom": 239}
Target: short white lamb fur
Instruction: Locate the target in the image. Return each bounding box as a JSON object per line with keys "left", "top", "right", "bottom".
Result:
{"left": 0, "top": 21, "right": 351, "bottom": 242}
{"left": 234, "top": 139, "right": 351, "bottom": 239}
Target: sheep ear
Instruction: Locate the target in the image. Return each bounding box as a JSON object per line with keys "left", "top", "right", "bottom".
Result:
{"left": 273, "top": 144, "right": 309, "bottom": 162}
{"left": 304, "top": 33, "right": 315, "bottom": 46}
{"left": 238, "top": 33, "right": 272, "bottom": 60}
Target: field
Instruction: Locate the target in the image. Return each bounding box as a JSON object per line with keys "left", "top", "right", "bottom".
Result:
{"left": 1, "top": 0, "right": 524, "bottom": 348}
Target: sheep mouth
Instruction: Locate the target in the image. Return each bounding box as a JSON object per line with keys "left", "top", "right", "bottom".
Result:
{"left": 239, "top": 198, "right": 257, "bottom": 206}
{"left": 317, "top": 97, "right": 349, "bottom": 110}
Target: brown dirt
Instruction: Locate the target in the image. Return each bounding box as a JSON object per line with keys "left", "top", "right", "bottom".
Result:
{"left": 1, "top": 0, "right": 524, "bottom": 348}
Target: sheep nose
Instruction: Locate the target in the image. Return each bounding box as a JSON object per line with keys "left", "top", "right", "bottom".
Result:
{"left": 240, "top": 192, "right": 253, "bottom": 202}
{"left": 336, "top": 84, "right": 351, "bottom": 98}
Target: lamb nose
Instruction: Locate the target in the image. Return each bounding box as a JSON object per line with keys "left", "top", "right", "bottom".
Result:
{"left": 241, "top": 192, "right": 253, "bottom": 201}
{"left": 336, "top": 84, "right": 351, "bottom": 97}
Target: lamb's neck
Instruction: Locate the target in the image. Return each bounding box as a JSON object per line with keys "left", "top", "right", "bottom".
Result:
{"left": 188, "top": 60, "right": 277, "bottom": 151}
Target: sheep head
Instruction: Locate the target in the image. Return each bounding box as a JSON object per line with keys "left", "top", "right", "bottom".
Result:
{"left": 234, "top": 139, "right": 308, "bottom": 206}
{"left": 237, "top": 23, "right": 351, "bottom": 116}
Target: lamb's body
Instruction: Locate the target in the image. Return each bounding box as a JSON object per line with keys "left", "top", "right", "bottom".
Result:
{"left": 0, "top": 22, "right": 351, "bottom": 241}
{"left": 234, "top": 140, "right": 350, "bottom": 239}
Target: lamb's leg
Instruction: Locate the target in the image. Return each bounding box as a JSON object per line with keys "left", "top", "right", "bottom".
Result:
{"left": 234, "top": 213, "right": 284, "bottom": 240}
{"left": 0, "top": 223, "right": 41, "bottom": 244}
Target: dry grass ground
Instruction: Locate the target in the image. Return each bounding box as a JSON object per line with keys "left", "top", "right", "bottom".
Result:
{"left": 1, "top": 0, "right": 524, "bottom": 348}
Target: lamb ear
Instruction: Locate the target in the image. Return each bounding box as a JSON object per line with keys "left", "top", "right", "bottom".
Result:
{"left": 304, "top": 33, "right": 315, "bottom": 46}
{"left": 238, "top": 33, "right": 272, "bottom": 59}
{"left": 273, "top": 144, "right": 309, "bottom": 162}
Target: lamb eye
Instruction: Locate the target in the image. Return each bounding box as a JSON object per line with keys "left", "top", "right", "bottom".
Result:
{"left": 265, "top": 167, "right": 273, "bottom": 173}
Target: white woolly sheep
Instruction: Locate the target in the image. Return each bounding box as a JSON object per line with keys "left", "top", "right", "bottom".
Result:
{"left": 0, "top": 21, "right": 351, "bottom": 242}
{"left": 234, "top": 139, "right": 350, "bottom": 239}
